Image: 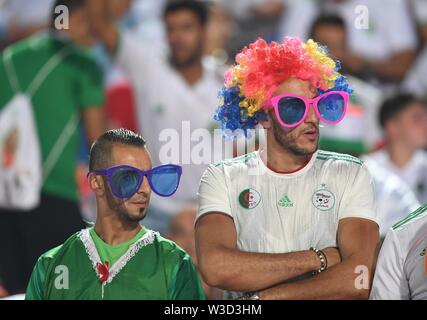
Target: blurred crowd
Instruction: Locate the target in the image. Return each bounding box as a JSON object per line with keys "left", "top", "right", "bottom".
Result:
{"left": 0, "top": 0, "right": 426, "bottom": 299}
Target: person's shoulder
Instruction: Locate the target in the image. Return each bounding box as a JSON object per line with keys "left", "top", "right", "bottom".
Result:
{"left": 65, "top": 45, "right": 101, "bottom": 73}
{"left": 39, "top": 245, "right": 63, "bottom": 263}
{"left": 3, "top": 33, "right": 48, "bottom": 58}
{"left": 154, "top": 234, "right": 187, "bottom": 258}
{"left": 68, "top": 46, "right": 96, "bottom": 63}
{"left": 153, "top": 234, "right": 192, "bottom": 268}
{"left": 202, "top": 151, "right": 259, "bottom": 181}
{"left": 211, "top": 151, "right": 259, "bottom": 170}
{"left": 37, "top": 231, "right": 82, "bottom": 266}
{"left": 392, "top": 203, "right": 427, "bottom": 232}
{"left": 316, "top": 150, "right": 364, "bottom": 167}
{"left": 382, "top": 204, "right": 427, "bottom": 257}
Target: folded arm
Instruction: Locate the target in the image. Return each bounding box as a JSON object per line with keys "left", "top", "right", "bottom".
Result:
{"left": 258, "top": 217, "right": 380, "bottom": 300}
{"left": 195, "top": 212, "right": 340, "bottom": 292}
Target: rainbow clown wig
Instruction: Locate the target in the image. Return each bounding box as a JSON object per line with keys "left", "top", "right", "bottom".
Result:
{"left": 214, "top": 37, "right": 353, "bottom": 138}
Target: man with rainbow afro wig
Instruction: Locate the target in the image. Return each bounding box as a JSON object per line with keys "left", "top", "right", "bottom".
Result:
{"left": 195, "top": 37, "right": 380, "bottom": 300}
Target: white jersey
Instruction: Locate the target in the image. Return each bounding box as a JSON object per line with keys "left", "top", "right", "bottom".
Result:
{"left": 197, "top": 150, "right": 378, "bottom": 253}
{"left": 364, "top": 149, "right": 427, "bottom": 204}
{"left": 362, "top": 158, "right": 420, "bottom": 239}
{"left": 117, "top": 31, "right": 223, "bottom": 212}
{"left": 197, "top": 150, "right": 378, "bottom": 299}
{"left": 370, "top": 203, "right": 427, "bottom": 300}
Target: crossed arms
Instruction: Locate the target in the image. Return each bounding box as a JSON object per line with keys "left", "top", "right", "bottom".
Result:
{"left": 195, "top": 213, "right": 379, "bottom": 299}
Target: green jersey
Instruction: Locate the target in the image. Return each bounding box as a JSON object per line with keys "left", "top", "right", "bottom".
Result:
{"left": 88, "top": 227, "right": 148, "bottom": 266}
{"left": 0, "top": 33, "right": 104, "bottom": 201}
{"left": 26, "top": 228, "right": 206, "bottom": 300}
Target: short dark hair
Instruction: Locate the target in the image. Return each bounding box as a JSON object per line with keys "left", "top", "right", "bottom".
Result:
{"left": 309, "top": 14, "right": 346, "bottom": 39}
{"left": 89, "top": 128, "right": 146, "bottom": 171}
{"left": 50, "top": 0, "right": 86, "bottom": 30}
{"left": 379, "top": 93, "right": 425, "bottom": 128}
{"left": 163, "top": 0, "right": 209, "bottom": 26}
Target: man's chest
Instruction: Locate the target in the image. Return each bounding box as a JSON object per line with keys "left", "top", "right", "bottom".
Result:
{"left": 44, "top": 252, "right": 170, "bottom": 300}
{"left": 228, "top": 175, "right": 344, "bottom": 253}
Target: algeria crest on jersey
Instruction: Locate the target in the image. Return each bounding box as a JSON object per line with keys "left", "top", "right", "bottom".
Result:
{"left": 312, "top": 184, "right": 335, "bottom": 211}
{"left": 239, "top": 188, "right": 261, "bottom": 209}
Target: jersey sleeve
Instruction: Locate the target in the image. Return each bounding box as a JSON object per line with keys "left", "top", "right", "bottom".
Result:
{"left": 75, "top": 54, "right": 104, "bottom": 110}
{"left": 169, "top": 254, "right": 206, "bottom": 300}
{"left": 369, "top": 229, "right": 410, "bottom": 300}
{"left": 196, "top": 164, "right": 233, "bottom": 223}
{"left": 339, "top": 163, "right": 378, "bottom": 224}
{"left": 25, "top": 256, "right": 47, "bottom": 300}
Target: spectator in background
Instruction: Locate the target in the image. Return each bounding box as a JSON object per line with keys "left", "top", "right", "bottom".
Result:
{"left": 167, "top": 207, "right": 223, "bottom": 299}
{"left": 310, "top": 14, "right": 420, "bottom": 239}
{"left": 0, "top": 0, "right": 105, "bottom": 296}
{"left": 90, "top": 0, "right": 224, "bottom": 234}
{"left": 363, "top": 94, "right": 427, "bottom": 204}
{"left": 310, "top": 14, "right": 383, "bottom": 155}
{"left": 211, "top": 0, "right": 284, "bottom": 57}
{"left": 278, "top": 0, "right": 418, "bottom": 91}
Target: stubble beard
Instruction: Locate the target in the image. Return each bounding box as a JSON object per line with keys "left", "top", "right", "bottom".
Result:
{"left": 104, "top": 182, "right": 148, "bottom": 223}
{"left": 272, "top": 116, "right": 318, "bottom": 156}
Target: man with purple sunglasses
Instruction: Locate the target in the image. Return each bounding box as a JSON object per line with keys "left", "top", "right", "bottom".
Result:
{"left": 196, "top": 38, "right": 379, "bottom": 299}
{"left": 26, "top": 128, "right": 205, "bottom": 300}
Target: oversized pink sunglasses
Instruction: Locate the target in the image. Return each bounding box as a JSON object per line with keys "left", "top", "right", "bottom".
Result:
{"left": 270, "top": 91, "right": 349, "bottom": 128}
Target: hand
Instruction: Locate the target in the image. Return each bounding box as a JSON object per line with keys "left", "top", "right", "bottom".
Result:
{"left": 321, "top": 247, "right": 341, "bottom": 269}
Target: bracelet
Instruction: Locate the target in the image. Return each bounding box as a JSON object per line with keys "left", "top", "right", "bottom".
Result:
{"left": 238, "top": 292, "right": 260, "bottom": 300}
{"left": 310, "top": 247, "right": 327, "bottom": 275}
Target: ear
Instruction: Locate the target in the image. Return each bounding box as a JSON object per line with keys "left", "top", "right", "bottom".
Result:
{"left": 88, "top": 173, "right": 105, "bottom": 197}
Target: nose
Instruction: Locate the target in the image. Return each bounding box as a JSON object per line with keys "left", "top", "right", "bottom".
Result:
{"left": 305, "top": 103, "right": 319, "bottom": 124}
{"left": 138, "top": 175, "right": 151, "bottom": 195}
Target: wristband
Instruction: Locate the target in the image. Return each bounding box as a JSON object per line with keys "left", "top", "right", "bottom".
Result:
{"left": 310, "top": 247, "right": 327, "bottom": 275}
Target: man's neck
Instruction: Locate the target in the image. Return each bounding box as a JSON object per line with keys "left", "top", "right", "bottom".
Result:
{"left": 176, "top": 61, "right": 203, "bottom": 86}
{"left": 385, "top": 141, "right": 415, "bottom": 169}
{"left": 261, "top": 145, "right": 312, "bottom": 173}
{"left": 94, "top": 212, "right": 142, "bottom": 246}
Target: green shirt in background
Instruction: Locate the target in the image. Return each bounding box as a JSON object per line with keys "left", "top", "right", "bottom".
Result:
{"left": 25, "top": 228, "right": 206, "bottom": 300}
{"left": 0, "top": 33, "right": 104, "bottom": 201}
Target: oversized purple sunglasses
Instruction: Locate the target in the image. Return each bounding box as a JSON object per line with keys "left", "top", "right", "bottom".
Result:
{"left": 89, "top": 164, "right": 182, "bottom": 198}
